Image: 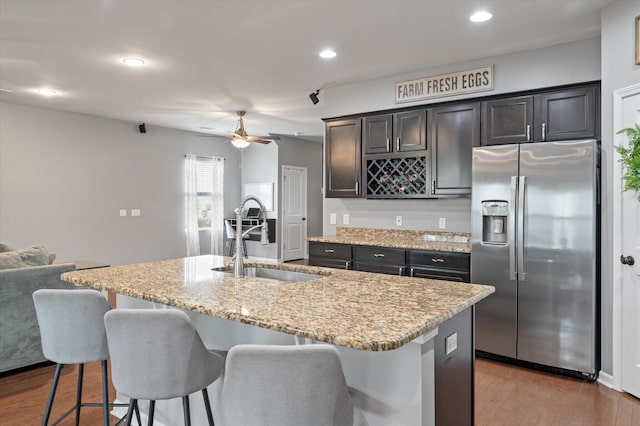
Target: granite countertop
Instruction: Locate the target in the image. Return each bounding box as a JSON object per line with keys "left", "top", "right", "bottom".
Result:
{"left": 307, "top": 227, "right": 471, "bottom": 253}
{"left": 62, "top": 255, "right": 493, "bottom": 351}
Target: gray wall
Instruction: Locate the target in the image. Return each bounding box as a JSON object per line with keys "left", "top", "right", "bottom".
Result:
{"left": 321, "top": 37, "right": 601, "bottom": 235}
{"left": 600, "top": 0, "right": 640, "bottom": 376}
{"left": 240, "top": 142, "right": 279, "bottom": 259}
{"left": 277, "top": 136, "right": 324, "bottom": 255}
{"left": 0, "top": 101, "right": 241, "bottom": 265}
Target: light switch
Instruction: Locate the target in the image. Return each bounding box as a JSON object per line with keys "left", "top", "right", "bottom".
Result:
{"left": 119, "top": 209, "right": 127, "bottom": 217}
{"left": 131, "top": 209, "right": 141, "bottom": 217}
{"left": 330, "top": 213, "right": 337, "bottom": 225}
{"left": 445, "top": 332, "right": 458, "bottom": 355}
{"left": 396, "top": 216, "right": 402, "bottom": 226}
{"left": 343, "top": 214, "right": 350, "bottom": 225}
{"left": 439, "top": 217, "right": 446, "bottom": 229}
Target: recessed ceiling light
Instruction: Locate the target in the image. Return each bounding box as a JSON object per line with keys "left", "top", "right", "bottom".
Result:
{"left": 35, "top": 88, "right": 58, "bottom": 97}
{"left": 469, "top": 11, "right": 492, "bottom": 22}
{"left": 121, "top": 57, "right": 146, "bottom": 67}
{"left": 319, "top": 49, "right": 337, "bottom": 59}
{"left": 199, "top": 126, "right": 215, "bottom": 130}
{"left": 294, "top": 132, "right": 303, "bottom": 136}
{"left": 0, "top": 88, "right": 12, "bottom": 93}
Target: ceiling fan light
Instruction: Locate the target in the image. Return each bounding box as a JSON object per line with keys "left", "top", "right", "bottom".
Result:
{"left": 231, "top": 138, "right": 251, "bottom": 149}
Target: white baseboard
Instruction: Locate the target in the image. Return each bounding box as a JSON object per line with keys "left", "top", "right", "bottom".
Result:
{"left": 597, "top": 370, "right": 620, "bottom": 391}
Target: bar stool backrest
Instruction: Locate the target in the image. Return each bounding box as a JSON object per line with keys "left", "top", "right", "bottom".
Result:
{"left": 104, "top": 308, "right": 223, "bottom": 401}
{"left": 221, "top": 344, "right": 356, "bottom": 426}
{"left": 32, "top": 289, "right": 110, "bottom": 364}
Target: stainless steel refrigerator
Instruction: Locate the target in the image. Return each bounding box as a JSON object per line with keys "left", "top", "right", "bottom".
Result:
{"left": 471, "top": 140, "right": 599, "bottom": 379}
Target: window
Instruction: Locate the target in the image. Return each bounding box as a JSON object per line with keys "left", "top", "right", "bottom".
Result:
{"left": 185, "top": 155, "right": 224, "bottom": 256}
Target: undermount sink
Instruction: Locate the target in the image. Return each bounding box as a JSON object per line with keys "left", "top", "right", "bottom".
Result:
{"left": 228, "top": 267, "right": 322, "bottom": 282}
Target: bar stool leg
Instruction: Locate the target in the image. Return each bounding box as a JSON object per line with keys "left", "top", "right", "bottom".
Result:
{"left": 101, "top": 360, "right": 110, "bottom": 426}
{"left": 148, "top": 401, "right": 155, "bottom": 426}
{"left": 182, "top": 395, "right": 191, "bottom": 426}
{"left": 75, "top": 363, "right": 84, "bottom": 426}
{"left": 133, "top": 400, "right": 141, "bottom": 425}
{"left": 124, "top": 399, "right": 136, "bottom": 426}
{"left": 42, "top": 363, "right": 63, "bottom": 426}
{"left": 202, "top": 388, "right": 214, "bottom": 426}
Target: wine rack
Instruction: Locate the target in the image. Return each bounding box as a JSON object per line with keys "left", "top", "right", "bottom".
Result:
{"left": 366, "top": 156, "right": 428, "bottom": 198}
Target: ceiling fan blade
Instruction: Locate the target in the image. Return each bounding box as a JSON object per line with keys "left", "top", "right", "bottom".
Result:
{"left": 247, "top": 135, "right": 281, "bottom": 142}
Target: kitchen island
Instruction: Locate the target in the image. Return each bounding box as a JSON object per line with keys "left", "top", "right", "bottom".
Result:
{"left": 62, "top": 255, "right": 493, "bottom": 425}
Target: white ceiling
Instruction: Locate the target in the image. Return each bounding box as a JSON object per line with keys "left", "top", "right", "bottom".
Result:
{"left": 0, "top": 0, "right": 612, "bottom": 142}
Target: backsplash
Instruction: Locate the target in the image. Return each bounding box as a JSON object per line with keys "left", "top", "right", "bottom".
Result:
{"left": 336, "top": 227, "right": 470, "bottom": 243}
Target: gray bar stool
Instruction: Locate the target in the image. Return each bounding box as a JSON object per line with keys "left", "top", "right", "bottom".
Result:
{"left": 32, "top": 289, "right": 138, "bottom": 426}
{"left": 104, "top": 309, "right": 225, "bottom": 426}
{"left": 220, "top": 344, "right": 359, "bottom": 426}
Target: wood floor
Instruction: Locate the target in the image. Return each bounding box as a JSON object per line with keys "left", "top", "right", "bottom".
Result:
{"left": 0, "top": 358, "right": 638, "bottom": 425}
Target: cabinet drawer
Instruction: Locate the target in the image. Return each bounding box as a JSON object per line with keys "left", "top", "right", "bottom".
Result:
{"left": 354, "top": 246, "right": 406, "bottom": 265}
{"left": 409, "top": 250, "right": 469, "bottom": 271}
{"left": 308, "top": 257, "right": 351, "bottom": 270}
{"left": 308, "top": 242, "right": 351, "bottom": 260}
{"left": 409, "top": 267, "right": 470, "bottom": 283}
{"left": 353, "top": 262, "right": 406, "bottom": 276}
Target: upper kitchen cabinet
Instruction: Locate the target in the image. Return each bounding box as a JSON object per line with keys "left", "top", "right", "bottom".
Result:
{"left": 481, "top": 83, "right": 599, "bottom": 146}
{"left": 363, "top": 110, "right": 427, "bottom": 154}
{"left": 325, "top": 118, "right": 362, "bottom": 198}
{"left": 481, "top": 96, "right": 533, "bottom": 145}
{"left": 430, "top": 102, "right": 480, "bottom": 196}
{"left": 535, "top": 85, "right": 598, "bottom": 142}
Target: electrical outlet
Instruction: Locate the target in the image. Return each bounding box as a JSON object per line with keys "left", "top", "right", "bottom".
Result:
{"left": 131, "top": 209, "right": 141, "bottom": 217}
{"left": 329, "top": 213, "right": 337, "bottom": 225}
{"left": 119, "top": 209, "right": 127, "bottom": 217}
{"left": 343, "top": 213, "right": 350, "bottom": 225}
{"left": 396, "top": 215, "right": 402, "bottom": 226}
{"left": 445, "top": 332, "right": 458, "bottom": 355}
{"left": 439, "top": 217, "right": 446, "bottom": 229}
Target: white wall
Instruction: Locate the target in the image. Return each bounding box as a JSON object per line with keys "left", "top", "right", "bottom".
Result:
{"left": 600, "top": 0, "right": 640, "bottom": 376}
{"left": 321, "top": 37, "right": 601, "bottom": 236}
{"left": 0, "top": 102, "right": 241, "bottom": 265}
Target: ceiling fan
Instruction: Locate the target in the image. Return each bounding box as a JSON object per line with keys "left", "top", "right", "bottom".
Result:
{"left": 227, "top": 111, "right": 280, "bottom": 148}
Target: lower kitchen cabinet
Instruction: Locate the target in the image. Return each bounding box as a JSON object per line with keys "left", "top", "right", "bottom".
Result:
{"left": 408, "top": 250, "right": 471, "bottom": 283}
{"left": 308, "top": 242, "right": 352, "bottom": 269}
{"left": 352, "top": 245, "right": 406, "bottom": 276}
{"left": 435, "top": 307, "right": 474, "bottom": 426}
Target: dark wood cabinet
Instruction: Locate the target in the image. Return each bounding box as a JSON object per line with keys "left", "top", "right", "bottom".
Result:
{"left": 481, "top": 96, "right": 534, "bottom": 145}
{"left": 363, "top": 114, "right": 393, "bottom": 154}
{"left": 325, "top": 118, "right": 362, "bottom": 198}
{"left": 352, "top": 246, "right": 407, "bottom": 276}
{"left": 429, "top": 102, "right": 480, "bottom": 196}
{"left": 408, "top": 250, "right": 470, "bottom": 283}
{"left": 481, "top": 84, "right": 599, "bottom": 146}
{"left": 308, "top": 242, "right": 352, "bottom": 269}
{"left": 363, "top": 110, "right": 426, "bottom": 154}
{"left": 535, "top": 86, "right": 598, "bottom": 142}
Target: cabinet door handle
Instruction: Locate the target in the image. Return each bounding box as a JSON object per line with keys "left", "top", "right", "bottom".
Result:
{"left": 398, "top": 266, "right": 405, "bottom": 276}
{"left": 373, "top": 253, "right": 385, "bottom": 258}
{"left": 324, "top": 249, "right": 335, "bottom": 253}
{"left": 526, "top": 124, "right": 531, "bottom": 142}
{"left": 396, "top": 137, "right": 401, "bottom": 152}
{"left": 355, "top": 181, "right": 359, "bottom": 194}
{"left": 431, "top": 179, "right": 436, "bottom": 195}
{"left": 541, "top": 123, "right": 546, "bottom": 141}
{"left": 345, "top": 260, "right": 352, "bottom": 270}
{"left": 409, "top": 267, "right": 415, "bottom": 277}
{"left": 386, "top": 138, "right": 391, "bottom": 152}
{"left": 431, "top": 258, "right": 445, "bottom": 263}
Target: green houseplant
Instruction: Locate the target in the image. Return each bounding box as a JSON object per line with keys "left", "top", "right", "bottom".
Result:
{"left": 616, "top": 123, "right": 640, "bottom": 201}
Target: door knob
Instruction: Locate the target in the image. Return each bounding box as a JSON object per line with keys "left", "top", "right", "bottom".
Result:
{"left": 620, "top": 255, "right": 635, "bottom": 266}
{"left": 302, "top": 217, "right": 306, "bottom": 221}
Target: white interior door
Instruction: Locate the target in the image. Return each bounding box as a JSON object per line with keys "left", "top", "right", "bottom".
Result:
{"left": 281, "top": 166, "right": 307, "bottom": 261}
{"left": 620, "top": 89, "right": 640, "bottom": 398}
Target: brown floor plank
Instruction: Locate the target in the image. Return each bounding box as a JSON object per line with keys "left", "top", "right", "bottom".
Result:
{"left": 2, "top": 353, "right": 639, "bottom": 425}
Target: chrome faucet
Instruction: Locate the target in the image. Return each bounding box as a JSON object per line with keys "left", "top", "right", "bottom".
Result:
{"left": 232, "top": 196, "right": 269, "bottom": 278}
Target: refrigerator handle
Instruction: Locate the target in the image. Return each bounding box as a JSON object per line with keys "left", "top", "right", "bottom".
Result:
{"left": 517, "top": 176, "right": 526, "bottom": 281}
{"left": 509, "top": 176, "right": 518, "bottom": 280}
